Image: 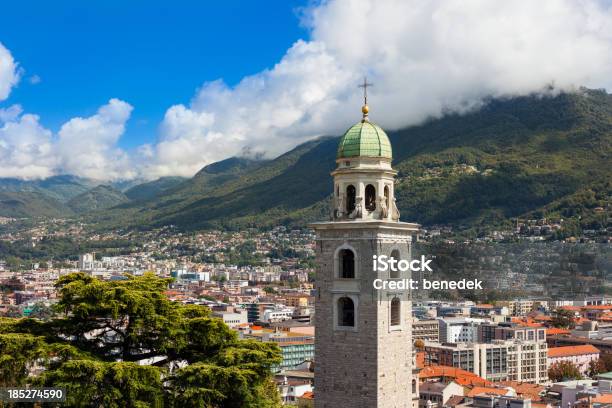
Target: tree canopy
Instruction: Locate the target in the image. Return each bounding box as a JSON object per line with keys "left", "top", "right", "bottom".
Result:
{"left": 548, "top": 361, "right": 582, "bottom": 382}
{"left": 0, "top": 272, "right": 282, "bottom": 407}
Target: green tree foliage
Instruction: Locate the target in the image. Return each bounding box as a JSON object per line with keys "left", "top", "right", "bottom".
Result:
{"left": 0, "top": 273, "right": 282, "bottom": 407}
{"left": 588, "top": 353, "right": 612, "bottom": 377}
{"left": 549, "top": 361, "right": 582, "bottom": 382}
{"left": 551, "top": 309, "right": 576, "bottom": 329}
{"left": 588, "top": 358, "right": 607, "bottom": 378}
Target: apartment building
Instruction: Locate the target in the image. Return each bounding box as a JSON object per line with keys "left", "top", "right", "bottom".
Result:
{"left": 424, "top": 339, "right": 548, "bottom": 384}
{"left": 423, "top": 341, "right": 509, "bottom": 382}
{"left": 438, "top": 318, "right": 485, "bottom": 343}
{"left": 478, "top": 324, "right": 546, "bottom": 344}
{"left": 413, "top": 319, "right": 440, "bottom": 342}
{"left": 507, "top": 340, "right": 548, "bottom": 384}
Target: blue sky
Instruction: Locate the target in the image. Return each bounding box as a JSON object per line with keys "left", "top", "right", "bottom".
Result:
{"left": 1, "top": 0, "right": 611, "bottom": 180}
{"left": 0, "top": 0, "right": 308, "bottom": 149}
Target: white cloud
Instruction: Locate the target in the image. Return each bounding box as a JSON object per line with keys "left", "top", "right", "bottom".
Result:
{"left": 0, "top": 41, "right": 134, "bottom": 181}
{"left": 29, "top": 75, "right": 41, "bottom": 85}
{"left": 145, "top": 0, "right": 612, "bottom": 177}
{"left": 0, "top": 99, "right": 134, "bottom": 180}
{"left": 3, "top": 1, "right": 612, "bottom": 181}
{"left": 0, "top": 104, "right": 23, "bottom": 123}
{"left": 0, "top": 113, "right": 57, "bottom": 179}
{"left": 57, "top": 98, "right": 135, "bottom": 180}
{"left": 0, "top": 42, "right": 20, "bottom": 101}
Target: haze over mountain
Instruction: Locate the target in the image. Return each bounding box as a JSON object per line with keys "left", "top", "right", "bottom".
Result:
{"left": 0, "top": 175, "right": 185, "bottom": 218}
{"left": 67, "top": 185, "right": 130, "bottom": 214}
{"left": 0, "top": 175, "right": 98, "bottom": 203}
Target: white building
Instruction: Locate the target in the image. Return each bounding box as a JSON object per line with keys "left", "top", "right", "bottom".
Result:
{"left": 262, "top": 308, "right": 294, "bottom": 323}
{"left": 212, "top": 309, "right": 248, "bottom": 328}
{"left": 78, "top": 253, "right": 95, "bottom": 271}
{"left": 438, "top": 317, "right": 485, "bottom": 343}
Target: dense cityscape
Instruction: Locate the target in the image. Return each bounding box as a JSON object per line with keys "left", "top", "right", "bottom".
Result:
{"left": 0, "top": 217, "right": 609, "bottom": 406}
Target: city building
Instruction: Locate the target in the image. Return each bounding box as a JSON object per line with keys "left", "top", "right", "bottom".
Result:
{"left": 423, "top": 341, "right": 509, "bottom": 382}
{"left": 424, "top": 338, "right": 548, "bottom": 384}
{"left": 418, "top": 381, "right": 463, "bottom": 408}
{"left": 438, "top": 317, "right": 484, "bottom": 343}
{"left": 548, "top": 345, "right": 600, "bottom": 376}
{"left": 78, "top": 253, "right": 95, "bottom": 271}
{"left": 212, "top": 308, "right": 248, "bottom": 328}
{"left": 413, "top": 319, "right": 440, "bottom": 342}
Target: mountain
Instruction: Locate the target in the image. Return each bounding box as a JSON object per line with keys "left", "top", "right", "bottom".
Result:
{"left": 0, "top": 192, "right": 72, "bottom": 218}
{"left": 98, "top": 88, "right": 611, "bottom": 232}
{"left": 0, "top": 175, "right": 97, "bottom": 203}
{"left": 68, "top": 185, "right": 130, "bottom": 214}
{"left": 125, "top": 177, "right": 186, "bottom": 201}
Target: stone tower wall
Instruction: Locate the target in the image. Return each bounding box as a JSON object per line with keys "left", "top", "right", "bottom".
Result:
{"left": 314, "top": 224, "right": 416, "bottom": 408}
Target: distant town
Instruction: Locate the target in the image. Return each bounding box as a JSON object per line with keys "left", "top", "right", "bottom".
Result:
{"left": 0, "top": 217, "right": 610, "bottom": 407}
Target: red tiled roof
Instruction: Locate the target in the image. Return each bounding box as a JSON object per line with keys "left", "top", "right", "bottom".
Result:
{"left": 592, "top": 394, "right": 612, "bottom": 404}
{"left": 559, "top": 306, "right": 581, "bottom": 311}
{"left": 455, "top": 377, "right": 491, "bottom": 388}
{"left": 548, "top": 345, "right": 600, "bottom": 358}
{"left": 546, "top": 328, "right": 571, "bottom": 336}
{"left": 416, "top": 351, "right": 425, "bottom": 369}
{"left": 494, "top": 381, "right": 544, "bottom": 401}
{"left": 580, "top": 305, "right": 612, "bottom": 310}
{"left": 299, "top": 391, "right": 314, "bottom": 400}
{"left": 467, "top": 387, "right": 509, "bottom": 398}
{"left": 420, "top": 365, "right": 491, "bottom": 387}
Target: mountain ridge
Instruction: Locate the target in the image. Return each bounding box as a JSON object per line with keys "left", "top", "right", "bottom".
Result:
{"left": 98, "top": 89, "right": 609, "bottom": 233}
{"left": 0, "top": 89, "right": 609, "bottom": 234}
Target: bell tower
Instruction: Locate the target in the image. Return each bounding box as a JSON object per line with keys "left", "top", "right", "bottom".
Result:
{"left": 311, "top": 81, "right": 420, "bottom": 408}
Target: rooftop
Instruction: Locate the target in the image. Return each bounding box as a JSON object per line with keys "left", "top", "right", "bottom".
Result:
{"left": 548, "top": 344, "right": 600, "bottom": 358}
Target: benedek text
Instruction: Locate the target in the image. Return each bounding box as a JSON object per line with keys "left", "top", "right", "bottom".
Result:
{"left": 373, "top": 278, "right": 483, "bottom": 290}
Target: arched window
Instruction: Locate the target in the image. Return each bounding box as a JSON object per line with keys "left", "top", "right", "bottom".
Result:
{"left": 384, "top": 185, "right": 390, "bottom": 208}
{"left": 412, "top": 379, "right": 417, "bottom": 393}
{"left": 338, "top": 297, "right": 355, "bottom": 327}
{"left": 390, "top": 249, "right": 400, "bottom": 279}
{"left": 346, "top": 185, "right": 356, "bottom": 213}
{"left": 365, "top": 184, "right": 376, "bottom": 211}
{"left": 339, "top": 249, "right": 355, "bottom": 279}
{"left": 391, "top": 297, "right": 401, "bottom": 326}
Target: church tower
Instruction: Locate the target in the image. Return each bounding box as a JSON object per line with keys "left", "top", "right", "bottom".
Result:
{"left": 311, "top": 82, "right": 419, "bottom": 408}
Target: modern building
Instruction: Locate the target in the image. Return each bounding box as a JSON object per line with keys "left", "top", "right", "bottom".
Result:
{"left": 242, "top": 328, "right": 315, "bottom": 372}
{"left": 507, "top": 340, "right": 548, "bottom": 384}
{"left": 424, "top": 339, "right": 548, "bottom": 384}
{"left": 311, "top": 93, "right": 419, "bottom": 407}
{"left": 243, "top": 302, "right": 275, "bottom": 323}
{"left": 212, "top": 308, "right": 248, "bottom": 328}
{"left": 262, "top": 308, "right": 294, "bottom": 323}
{"left": 277, "top": 340, "right": 315, "bottom": 372}
{"left": 423, "top": 341, "right": 509, "bottom": 382}
{"left": 413, "top": 319, "right": 440, "bottom": 342}
{"left": 478, "top": 324, "right": 546, "bottom": 344}
{"left": 438, "top": 317, "right": 484, "bottom": 343}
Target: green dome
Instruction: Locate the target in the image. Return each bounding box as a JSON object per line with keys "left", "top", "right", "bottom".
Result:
{"left": 336, "top": 120, "right": 392, "bottom": 159}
